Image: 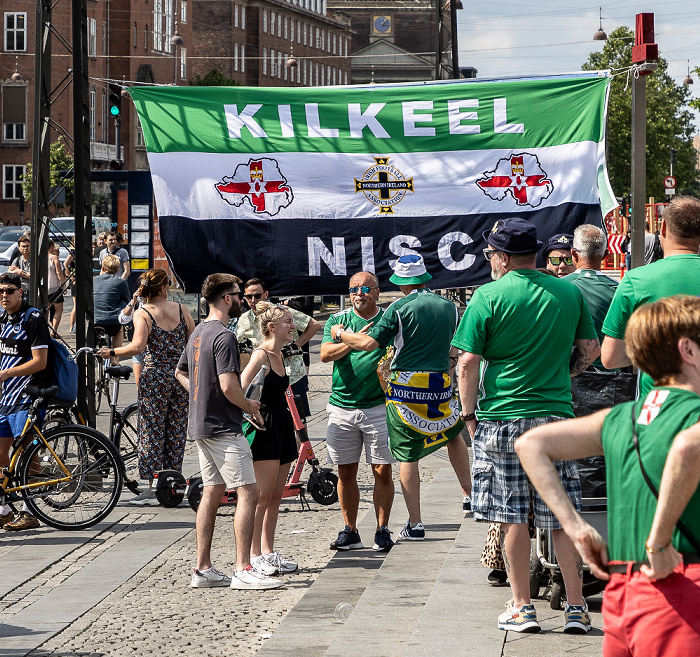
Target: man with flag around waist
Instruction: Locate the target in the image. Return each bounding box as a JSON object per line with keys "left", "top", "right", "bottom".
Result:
{"left": 330, "top": 254, "right": 472, "bottom": 541}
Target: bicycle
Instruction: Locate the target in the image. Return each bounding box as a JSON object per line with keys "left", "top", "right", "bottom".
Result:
{"left": 45, "top": 347, "right": 141, "bottom": 494}
{"left": 1, "top": 385, "right": 123, "bottom": 530}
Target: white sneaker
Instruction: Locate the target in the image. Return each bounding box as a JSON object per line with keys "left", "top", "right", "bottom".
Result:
{"left": 265, "top": 551, "right": 298, "bottom": 574}
{"left": 190, "top": 566, "right": 232, "bottom": 588}
{"left": 231, "top": 566, "right": 284, "bottom": 590}
{"left": 251, "top": 554, "right": 278, "bottom": 576}
{"left": 129, "top": 490, "right": 159, "bottom": 506}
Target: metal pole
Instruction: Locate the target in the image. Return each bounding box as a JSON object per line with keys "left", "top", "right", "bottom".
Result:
{"left": 630, "top": 73, "right": 646, "bottom": 270}
{"left": 73, "top": 0, "right": 96, "bottom": 425}
{"left": 30, "top": 0, "right": 52, "bottom": 312}
{"left": 450, "top": 0, "right": 459, "bottom": 79}
{"left": 434, "top": 0, "right": 441, "bottom": 80}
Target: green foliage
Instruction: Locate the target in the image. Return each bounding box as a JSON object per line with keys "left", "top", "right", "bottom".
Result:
{"left": 582, "top": 27, "right": 698, "bottom": 200}
{"left": 22, "top": 138, "right": 75, "bottom": 209}
{"left": 190, "top": 69, "right": 241, "bottom": 87}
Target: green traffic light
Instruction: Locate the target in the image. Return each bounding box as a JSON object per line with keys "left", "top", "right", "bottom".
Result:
{"left": 110, "top": 105, "right": 120, "bottom": 117}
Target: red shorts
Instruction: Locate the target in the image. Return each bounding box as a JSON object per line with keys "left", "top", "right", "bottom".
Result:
{"left": 603, "top": 562, "right": 700, "bottom": 656}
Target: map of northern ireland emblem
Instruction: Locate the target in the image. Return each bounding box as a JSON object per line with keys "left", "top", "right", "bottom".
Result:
{"left": 216, "top": 158, "right": 293, "bottom": 216}
{"left": 476, "top": 153, "right": 553, "bottom": 208}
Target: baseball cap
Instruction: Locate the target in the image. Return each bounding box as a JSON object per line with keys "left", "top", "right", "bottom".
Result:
{"left": 0, "top": 272, "right": 22, "bottom": 289}
{"left": 543, "top": 233, "right": 574, "bottom": 255}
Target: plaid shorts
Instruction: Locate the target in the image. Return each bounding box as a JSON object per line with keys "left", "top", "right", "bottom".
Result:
{"left": 471, "top": 416, "right": 581, "bottom": 531}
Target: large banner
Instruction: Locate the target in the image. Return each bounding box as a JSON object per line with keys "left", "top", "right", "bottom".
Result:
{"left": 130, "top": 73, "right": 615, "bottom": 295}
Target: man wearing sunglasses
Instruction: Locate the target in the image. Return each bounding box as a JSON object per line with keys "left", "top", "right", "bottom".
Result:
{"left": 543, "top": 233, "right": 575, "bottom": 277}
{"left": 0, "top": 272, "right": 51, "bottom": 532}
{"left": 453, "top": 217, "right": 599, "bottom": 634}
{"left": 321, "top": 271, "right": 396, "bottom": 552}
{"left": 236, "top": 278, "right": 320, "bottom": 418}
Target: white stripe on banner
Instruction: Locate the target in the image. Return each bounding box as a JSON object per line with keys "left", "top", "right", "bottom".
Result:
{"left": 147, "top": 141, "right": 606, "bottom": 221}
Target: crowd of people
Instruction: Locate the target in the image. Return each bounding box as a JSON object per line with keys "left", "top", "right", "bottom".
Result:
{"left": 1, "top": 196, "right": 700, "bottom": 651}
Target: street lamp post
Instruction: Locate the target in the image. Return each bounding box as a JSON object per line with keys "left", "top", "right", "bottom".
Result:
{"left": 171, "top": 30, "right": 184, "bottom": 85}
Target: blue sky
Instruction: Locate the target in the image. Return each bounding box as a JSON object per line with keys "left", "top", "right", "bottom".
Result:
{"left": 456, "top": 1, "right": 700, "bottom": 130}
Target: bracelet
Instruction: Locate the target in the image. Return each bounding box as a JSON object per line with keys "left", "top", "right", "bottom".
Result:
{"left": 109, "top": 348, "right": 116, "bottom": 358}
{"left": 460, "top": 412, "right": 476, "bottom": 421}
{"left": 334, "top": 327, "right": 344, "bottom": 343}
{"left": 646, "top": 539, "right": 672, "bottom": 554}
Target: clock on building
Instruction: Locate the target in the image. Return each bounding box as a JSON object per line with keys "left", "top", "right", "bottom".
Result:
{"left": 372, "top": 15, "right": 392, "bottom": 35}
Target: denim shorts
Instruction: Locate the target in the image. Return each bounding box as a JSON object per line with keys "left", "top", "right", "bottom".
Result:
{"left": 0, "top": 408, "right": 46, "bottom": 439}
{"left": 471, "top": 416, "right": 581, "bottom": 530}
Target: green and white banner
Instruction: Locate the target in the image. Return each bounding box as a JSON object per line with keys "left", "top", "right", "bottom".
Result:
{"left": 130, "top": 73, "right": 615, "bottom": 294}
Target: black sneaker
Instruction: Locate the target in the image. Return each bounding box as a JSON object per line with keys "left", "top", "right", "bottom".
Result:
{"left": 330, "top": 525, "right": 364, "bottom": 550}
{"left": 372, "top": 526, "right": 394, "bottom": 552}
{"left": 463, "top": 496, "right": 472, "bottom": 513}
{"left": 487, "top": 569, "right": 508, "bottom": 586}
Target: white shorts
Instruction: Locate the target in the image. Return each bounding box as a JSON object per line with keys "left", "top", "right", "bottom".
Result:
{"left": 325, "top": 403, "right": 395, "bottom": 466}
{"left": 195, "top": 434, "right": 256, "bottom": 488}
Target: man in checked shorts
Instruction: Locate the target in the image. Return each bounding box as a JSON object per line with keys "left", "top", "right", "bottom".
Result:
{"left": 453, "top": 217, "right": 600, "bottom": 634}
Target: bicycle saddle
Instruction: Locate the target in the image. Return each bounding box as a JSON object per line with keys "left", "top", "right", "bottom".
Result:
{"left": 105, "top": 365, "right": 133, "bottom": 380}
{"left": 25, "top": 385, "right": 59, "bottom": 399}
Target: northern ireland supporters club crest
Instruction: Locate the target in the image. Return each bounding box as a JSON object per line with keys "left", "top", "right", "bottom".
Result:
{"left": 216, "top": 158, "right": 293, "bottom": 217}
{"left": 476, "top": 153, "right": 553, "bottom": 208}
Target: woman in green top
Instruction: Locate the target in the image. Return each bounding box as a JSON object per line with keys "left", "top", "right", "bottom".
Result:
{"left": 515, "top": 295, "right": 700, "bottom": 656}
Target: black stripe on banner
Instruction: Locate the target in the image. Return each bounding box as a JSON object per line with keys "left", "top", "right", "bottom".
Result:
{"left": 159, "top": 202, "right": 602, "bottom": 296}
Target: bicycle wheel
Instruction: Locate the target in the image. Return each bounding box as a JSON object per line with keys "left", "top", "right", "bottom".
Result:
{"left": 116, "top": 403, "right": 140, "bottom": 485}
{"left": 20, "top": 425, "right": 123, "bottom": 530}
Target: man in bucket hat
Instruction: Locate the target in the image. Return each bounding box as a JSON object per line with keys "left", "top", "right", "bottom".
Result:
{"left": 330, "top": 254, "right": 472, "bottom": 541}
{"left": 452, "top": 217, "right": 600, "bottom": 634}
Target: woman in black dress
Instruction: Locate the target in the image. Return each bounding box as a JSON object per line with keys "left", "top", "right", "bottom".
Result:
{"left": 241, "top": 302, "right": 299, "bottom": 575}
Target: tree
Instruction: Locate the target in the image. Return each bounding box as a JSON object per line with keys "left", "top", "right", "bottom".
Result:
{"left": 191, "top": 69, "right": 241, "bottom": 87}
{"left": 22, "top": 137, "right": 75, "bottom": 211}
{"left": 582, "top": 27, "right": 698, "bottom": 200}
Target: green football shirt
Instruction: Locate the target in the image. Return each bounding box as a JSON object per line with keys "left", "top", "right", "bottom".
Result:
{"left": 368, "top": 289, "right": 459, "bottom": 373}
{"left": 452, "top": 269, "right": 597, "bottom": 420}
{"left": 602, "top": 254, "right": 700, "bottom": 398}
{"left": 602, "top": 387, "right": 700, "bottom": 562}
{"left": 563, "top": 268, "right": 618, "bottom": 371}
{"left": 322, "top": 307, "right": 387, "bottom": 409}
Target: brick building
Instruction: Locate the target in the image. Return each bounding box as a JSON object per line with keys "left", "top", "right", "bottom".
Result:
{"left": 192, "top": 0, "right": 352, "bottom": 87}
{"left": 1, "top": 0, "right": 192, "bottom": 225}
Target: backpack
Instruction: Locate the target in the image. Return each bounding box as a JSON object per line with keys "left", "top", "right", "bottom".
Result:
{"left": 24, "top": 307, "right": 79, "bottom": 405}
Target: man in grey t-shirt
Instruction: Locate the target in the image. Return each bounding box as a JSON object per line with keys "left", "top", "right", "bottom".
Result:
{"left": 176, "top": 273, "right": 282, "bottom": 591}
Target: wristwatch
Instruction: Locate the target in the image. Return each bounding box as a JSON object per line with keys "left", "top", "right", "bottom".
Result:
{"left": 109, "top": 348, "right": 116, "bottom": 358}
{"left": 334, "top": 327, "right": 345, "bottom": 343}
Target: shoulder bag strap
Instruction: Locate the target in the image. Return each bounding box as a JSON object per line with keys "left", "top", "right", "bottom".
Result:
{"left": 631, "top": 404, "right": 700, "bottom": 553}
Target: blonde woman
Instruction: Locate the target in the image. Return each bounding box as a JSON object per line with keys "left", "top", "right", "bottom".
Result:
{"left": 99, "top": 269, "right": 194, "bottom": 504}
{"left": 241, "top": 302, "right": 299, "bottom": 575}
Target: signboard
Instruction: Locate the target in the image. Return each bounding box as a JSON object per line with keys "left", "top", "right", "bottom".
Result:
{"left": 663, "top": 175, "right": 677, "bottom": 189}
{"left": 130, "top": 73, "right": 616, "bottom": 295}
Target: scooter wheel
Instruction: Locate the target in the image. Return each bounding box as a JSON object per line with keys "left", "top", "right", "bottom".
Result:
{"left": 154, "top": 470, "right": 186, "bottom": 507}
{"left": 187, "top": 476, "right": 204, "bottom": 512}
{"left": 309, "top": 471, "right": 339, "bottom": 506}
{"left": 549, "top": 582, "right": 563, "bottom": 610}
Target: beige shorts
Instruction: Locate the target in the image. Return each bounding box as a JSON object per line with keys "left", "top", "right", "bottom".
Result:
{"left": 325, "top": 403, "right": 396, "bottom": 466}
{"left": 195, "top": 434, "right": 256, "bottom": 488}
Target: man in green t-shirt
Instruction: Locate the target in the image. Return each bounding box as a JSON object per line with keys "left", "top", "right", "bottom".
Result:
{"left": 320, "top": 271, "right": 396, "bottom": 553}
{"left": 516, "top": 295, "right": 700, "bottom": 656}
{"left": 330, "top": 255, "right": 472, "bottom": 542}
{"left": 453, "top": 217, "right": 600, "bottom": 635}
{"left": 601, "top": 196, "right": 700, "bottom": 399}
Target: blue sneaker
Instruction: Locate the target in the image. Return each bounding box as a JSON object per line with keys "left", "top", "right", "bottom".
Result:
{"left": 564, "top": 603, "right": 592, "bottom": 634}
{"left": 398, "top": 520, "right": 425, "bottom": 540}
{"left": 372, "top": 526, "right": 394, "bottom": 552}
{"left": 330, "top": 526, "right": 364, "bottom": 550}
{"left": 497, "top": 600, "right": 541, "bottom": 633}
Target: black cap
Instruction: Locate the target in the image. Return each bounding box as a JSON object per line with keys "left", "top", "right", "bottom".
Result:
{"left": 0, "top": 272, "right": 22, "bottom": 289}
{"left": 543, "top": 233, "right": 574, "bottom": 255}
{"left": 482, "top": 218, "right": 542, "bottom": 255}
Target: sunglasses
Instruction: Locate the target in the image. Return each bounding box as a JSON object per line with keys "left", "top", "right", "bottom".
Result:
{"left": 349, "top": 286, "right": 376, "bottom": 294}
{"left": 244, "top": 292, "right": 263, "bottom": 300}
{"left": 221, "top": 291, "right": 243, "bottom": 299}
{"left": 483, "top": 249, "right": 499, "bottom": 261}
{"left": 0, "top": 287, "right": 20, "bottom": 295}
{"left": 548, "top": 255, "right": 574, "bottom": 266}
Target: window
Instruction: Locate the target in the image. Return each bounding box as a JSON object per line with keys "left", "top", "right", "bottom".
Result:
{"left": 89, "top": 88, "right": 96, "bottom": 142}
{"left": 315, "top": 28, "right": 320, "bottom": 49}
{"left": 290, "top": 63, "right": 294, "bottom": 83}
{"left": 332, "top": 32, "right": 336, "bottom": 54}
{"left": 4, "top": 12, "right": 27, "bottom": 52}
{"left": 271, "top": 48, "right": 275, "bottom": 77}
{"left": 241, "top": 45, "right": 245, "bottom": 72}
{"left": 180, "top": 47, "right": 186, "bottom": 78}
{"left": 297, "top": 21, "right": 300, "bottom": 43}
{"left": 262, "top": 47, "right": 267, "bottom": 75}
{"left": 164, "top": 0, "right": 174, "bottom": 54}
{"left": 278, "top": 52, "right": 283, "bottom": 80}
{"left": 133, "top": 22, "right": 138, "bottom": 48}
{"left": 303, "top": 23, "right": 307, "bottom": 46}
{"left": 290, "top": 19, "right": 294, "bottom": 43}
{"left": 303, "top": 59, "right": 307, "bottom": 85}
{"left": 135, "top": 114, "right": 145, "bottom": 148}
{"left": 88, "top": 18, "right": 97, "bottom": 58}
{"left": 180, "top": 0, "right": 187, "bottom": 23}
{"left": 241, "top": 7, "right": 245, "bottom": 30}
{"left": 326, "top": 65, "right": 330, "bottom": 85}
{"left": 263, "top": 10, "right": 267, "bottom": 33}
{"left": 3, "top": 165, "right": 25, "bottom": 200}
{"left": 270, "top": 11, "right": 275, "bottom": 36}
{"left": 144, "top": 24, "right": 148, "bottom": 50}
{"left": 234, "top": 4, "right": 238, "bottom": 28}
{"left": 344, "top": 70, "right": 347, "bottom": 85}
{"left": 102, "top": 89, "right": 107, "bottom": 142}
{"left": 344, "top": 37, "right": 348, "bottom": 57}
{"left": 315, "top": 61, "right": 319, "bottom": 86}
{"left": 277, "top": 14, "right": 281, "bottom": 37}
{"left": 284, "top": 16, "right": 288, "bottom": 39}
{"left": 153, "top": 0, "right": 163, "bottom": 51}
{"left": 283, "top": 53, "right": 288, "bottom": 80}
{"left": 332, "top": 67, "right": 336, "bottom": 85}
{"left": 234, "top": 42, "right": 239, "bottom": 71}
{"left": 103, "top": 22, "right": 107, "bottom": 55}
{"left": 3, "top": 83, "right": 27, "bottom": 142}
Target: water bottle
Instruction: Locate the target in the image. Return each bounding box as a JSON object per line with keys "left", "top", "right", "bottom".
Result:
{"left": 334, "top": 602, "right": 353, "bottom": 623}
{"left": 243, "top": 365, "right": 267, "bottom": 422}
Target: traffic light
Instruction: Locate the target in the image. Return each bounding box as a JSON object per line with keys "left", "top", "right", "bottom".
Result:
{"left": 109, "top": 159, "right": 122, "bottom": 170}
{"left": 619, "top": 195, "right": 628, "bottom": 217}
{"left": 108, "top": 84, "right": 121, "bottom": 118}
{"left": 670, "top": 148, "right": 678, "bottom": 164}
